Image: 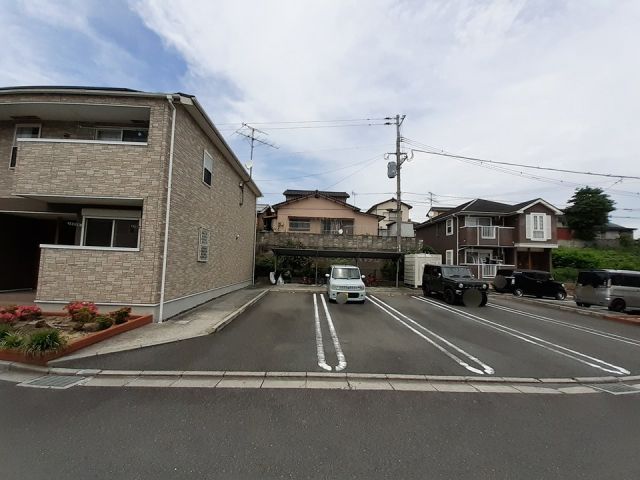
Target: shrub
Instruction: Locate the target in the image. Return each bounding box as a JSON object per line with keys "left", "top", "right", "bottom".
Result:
{"left": 110, "top": 307, "right": 131, "bottom": 325}
{"left": 64, "top": 301, "right": 98, "bottom": 323}
{"left": 23, "top": 329, "right": 67, "bottom": 356}
{"left": 95, "top": 315, "right": 114, "bottom": 331}
{"left": 0, "top": 305, "right": 18, "bottom": 325}
{"left": 15, "top": 305, "right": 42, "bottom": 321}
{"left": 0, "top": 323, "right": 12, "bottom": 341}
{"left": 552, "top": 267, "right": 578, "bottom": 283}
{"left": 2, "top": 333, "right": 25, "bottom": 349}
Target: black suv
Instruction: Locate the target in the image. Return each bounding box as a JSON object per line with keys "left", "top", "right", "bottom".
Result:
{"left": 493, "top": 269, "right": 567, "bottom": 300}
{"left": 422, "top": 264, "right": 489, "bottom": 306}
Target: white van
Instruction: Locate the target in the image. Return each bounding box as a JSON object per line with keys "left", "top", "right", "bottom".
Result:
{"left": 575, "top": 269, "right": 640, "bottom": 312}
{"left": 325, "top": 265, "right": 366, "bottom": 303}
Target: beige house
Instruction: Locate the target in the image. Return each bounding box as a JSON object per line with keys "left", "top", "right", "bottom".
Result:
{"left": 271, "top": 190, "right": 380, "bottom": 235}
{"left": 366, "top": 198, "right": 414, "bottom": 236}
{"left": 0, "top": 86, "right": 260, "bottom": 321}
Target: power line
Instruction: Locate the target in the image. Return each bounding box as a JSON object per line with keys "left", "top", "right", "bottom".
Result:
{"left": 407, "top": 143, "right": 640, "bottom": 180}
{"left": 255, "top": 154, "right": 387, "bottom": 182}
{"left": 324, "top": 154, "right": 385, "bottom": 190}
{"left": 217, "top": 117, "right": 388, "bottom": 126}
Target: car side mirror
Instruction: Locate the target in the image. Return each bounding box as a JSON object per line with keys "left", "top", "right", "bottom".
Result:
{"left": 361, "top": 275, "right": 366, "bottom": 279}
{"left": 325, "top": 273, "right": 330, "bottom": 278}
{"left": 437, "top": 273, "right": 442, "bottom": 278}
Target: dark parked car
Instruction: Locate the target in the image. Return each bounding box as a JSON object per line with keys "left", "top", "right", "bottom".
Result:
{"left": 493, "top": 269, "right": 567, "bottom": 300}
{"left": 422, "top": 264, "right": 489, "bottom": 306}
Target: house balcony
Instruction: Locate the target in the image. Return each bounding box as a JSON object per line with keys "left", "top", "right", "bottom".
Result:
{"left": 12, "top": 138, "right": 151, "bottom": 201}
{"left": 459, "top": 226, "right": 514, "bottom": 247}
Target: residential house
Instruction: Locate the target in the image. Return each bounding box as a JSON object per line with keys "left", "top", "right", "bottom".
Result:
{"left": 0, "top": 86, "right": 260, "bottom": 321}
{"left": 366, "top": 198, "right": 414, "bottom": 237}
{"left": 271, "top": 190, "right": 380, "bottom": 235}
{"left": 256, "top": 203, "right": 276, "bottom": 231}
{"left": 557, "top": 217, "right": 636, "bottom": 247}
{"left": 415, "top": 198, "right": 563, "bottom": 279}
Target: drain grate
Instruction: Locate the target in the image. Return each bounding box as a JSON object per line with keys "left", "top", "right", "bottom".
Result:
{"left": 19, "top": 375, "right": 86, "bottom": 390}
{"left": 589, "top": 383, "right": 640, "bottom": 395}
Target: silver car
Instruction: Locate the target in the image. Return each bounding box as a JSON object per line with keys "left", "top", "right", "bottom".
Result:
{"left": 575, "top": 269, "right": 640, "bottom": 312}
{"left": 325, "top": 265, "right": 366, "bottom": 304}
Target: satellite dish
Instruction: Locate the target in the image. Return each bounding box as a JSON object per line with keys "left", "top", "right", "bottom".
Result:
{"left": 338, "top": 228, "right": 344, "bottom": 235}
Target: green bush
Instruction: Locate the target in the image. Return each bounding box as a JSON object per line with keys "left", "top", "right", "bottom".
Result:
{"left": 552, "top": 267, "right": 578, "bottom": 283}
{"left": 0, "top": 323, "right": 11, "bottom": 341}
{"left": 553, "top": 246, "right": 640, "bottom": 271}
{"left": 23, "top": 329, "right": 67, "bottom": 356}
{"left": 110, "top": 307, "right": 131, "bottom": 325}
{"left": 95, "top": 315, "right": 114, "bottom": 331}
{"left": 2, "top": 332, "right": 25, "bottom": 349}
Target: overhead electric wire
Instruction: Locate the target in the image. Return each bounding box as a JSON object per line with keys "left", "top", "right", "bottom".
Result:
{"left": 323, "top": 154, "right": 385, "bottom": 190}
{"left": 255, "top": 154, "right": 387, "bottom": 182}
{"left": 404, "top": 139, "right": 639, "bottom": 180}
{"left": 217, "top": 117, "right": 388, "bottom": 126}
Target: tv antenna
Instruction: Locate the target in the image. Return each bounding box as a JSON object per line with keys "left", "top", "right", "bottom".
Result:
{"left": 236, "top": 123, "right": 278, "bottom": 177}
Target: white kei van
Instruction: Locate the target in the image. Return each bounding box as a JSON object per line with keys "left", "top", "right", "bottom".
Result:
{"left": 325, "top": 265, "right": 366, "bottom": 303}
{"left": 575, "top": 269, "right": 640, "bottom": 312}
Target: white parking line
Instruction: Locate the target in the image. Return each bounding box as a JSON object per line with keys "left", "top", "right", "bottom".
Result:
{"left": 488, "top": 302, "right": 640, "bottom": 348}
{"left": 368, "top": 295, "right": 494, "bottom": 375}
{"left": 413, "top": 296, "right": 630, "bottom": 375}
{"left": 312, "top": 294, "right": 332, "bottom": 371}
{"left": 319, "top": 294, "right": 347, "bottom": 371}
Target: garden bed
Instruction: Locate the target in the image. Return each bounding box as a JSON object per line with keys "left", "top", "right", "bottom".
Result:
{"left": 0, "top": 304, "right": 152, "bottom": 366}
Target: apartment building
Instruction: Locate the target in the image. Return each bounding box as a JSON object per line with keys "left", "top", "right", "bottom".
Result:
{"left": 0, "top": 86, "right": 260, "bottom": 321}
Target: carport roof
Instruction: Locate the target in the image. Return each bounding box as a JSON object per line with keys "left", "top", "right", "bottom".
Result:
{"left": 271, "top": 247, "right": 402, "bottom": 260}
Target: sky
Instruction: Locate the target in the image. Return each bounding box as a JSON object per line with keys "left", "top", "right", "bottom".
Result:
{"left": 1, "top": 0, "right": 638, "bottom": 235}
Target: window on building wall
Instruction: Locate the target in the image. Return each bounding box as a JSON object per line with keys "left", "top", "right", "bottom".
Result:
{"left": 203, "top": 150, "right": 213, "bottom": 186}
{"left": 321, "top": 219, "right": 354, "bottom": 235}
{"left": 445, "top": 249, "right": 454, "bottom": 265}
{"left": 289, "top": 218, "right": 311, "bottom": 232}
{"left": 465, "top": 216, "right": 492, "bottom": 227}
{"left": 95, "top": 128, "right": 148, "bottom": 142}
{"left": 10, "top": 124, "right": 41, "bottom": 168}
{"left": 82, "top": 215, "right": 140, "bottom": 248}
{"left": 527, "top": 213, "right": 548, "bottom": 241}
{"left": 446, "top": 218, "right": 454, "bottom": 236}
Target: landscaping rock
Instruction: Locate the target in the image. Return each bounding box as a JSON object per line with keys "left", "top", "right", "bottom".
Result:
{"left": 34, "top": 319, "right": 51, "bottom": 328}
{"left": 72, "top": 322, "right": 84, "bottom": 331}
{"left": 82, "top": 322, "right": 101, "bottom": 332}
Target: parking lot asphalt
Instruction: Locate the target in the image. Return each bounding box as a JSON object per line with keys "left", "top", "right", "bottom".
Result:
{"left": 58, "top": 291, "right": 640, "bottom": 378}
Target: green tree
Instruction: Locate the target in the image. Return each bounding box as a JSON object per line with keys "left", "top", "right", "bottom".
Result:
{"left": 564, "top": 187, "right": 615, "bottom": 241}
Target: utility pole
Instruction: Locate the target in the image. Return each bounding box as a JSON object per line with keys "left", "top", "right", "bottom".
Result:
{"left": 385, "top": 114, "right": 406, "bottom": 287}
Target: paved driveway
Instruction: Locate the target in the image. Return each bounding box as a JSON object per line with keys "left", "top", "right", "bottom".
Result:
{"left": 58, "top": 291, "right": 640, "bottom": 379}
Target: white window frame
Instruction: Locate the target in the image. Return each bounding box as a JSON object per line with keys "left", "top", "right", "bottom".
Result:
{"left": 465, "top": 216, "right": 492, "bottom": 227}
{"left": 10, "top": 123, "right": 41, "bottom": 169}
{"left": 446, "top": 218, "right": 454, "bottom": 236}
{"left": 80, "top": 209, "right": 142, "bottom": 250}
{"left": 203, "top": 150, "right": 214, "bottom": 187}
{"left": 531, "top": 213, "right": 545, "bottom": 241}
{"left": 197, "top": 227, "right": 210, "bottom": 262}
{"left": 94, "top": 127, "right": 149, "bottom": 142}
{"left": 445, "top": 249, "right": 454, "bottom": 265}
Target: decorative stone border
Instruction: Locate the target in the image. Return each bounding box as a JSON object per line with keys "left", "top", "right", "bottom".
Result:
{"left": 0, "top": 314, "right": 153, "bottom": 366}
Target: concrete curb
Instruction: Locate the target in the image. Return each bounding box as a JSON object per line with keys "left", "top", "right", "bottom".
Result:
{"left": 3, "top": 360, "right": 639, "bottom": 385}
{"left": 494, "top": 294, "right": 640, "bottom": 326}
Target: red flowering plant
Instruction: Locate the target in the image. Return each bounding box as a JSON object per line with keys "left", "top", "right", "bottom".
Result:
{"left": 64, "top": 301, "right": 98, "bottom": 323}
{"left": 16, "top": 305, "right": 42, "bottom": 321}
{"left": 0, "top": 306, "right": 18, "bottom": 325}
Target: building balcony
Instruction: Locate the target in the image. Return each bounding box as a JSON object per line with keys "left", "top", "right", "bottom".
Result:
{"left": 459, "top": 226, "right": 514, "bottom": 247}
{"left": 12, "top": 138, "right": 153, "bottom": 201}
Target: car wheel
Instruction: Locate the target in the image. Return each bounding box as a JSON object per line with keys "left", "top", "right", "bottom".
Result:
{"left": 583, "top": 303, "right": 591, "bottom": 308}
{"left": 609, "top": 298, "right": 626, "bottom": 312}
{"left": 556, "top": 291, "right": 567, "bottom": 301}
{"left": 513, "top": 288, "right": 524, "bottom": 297}
{"left": 444, "top": 289, "right": 455, "bottom": 305}
{"left": 576, "top": 302, "right": 583, "bottom": 307}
